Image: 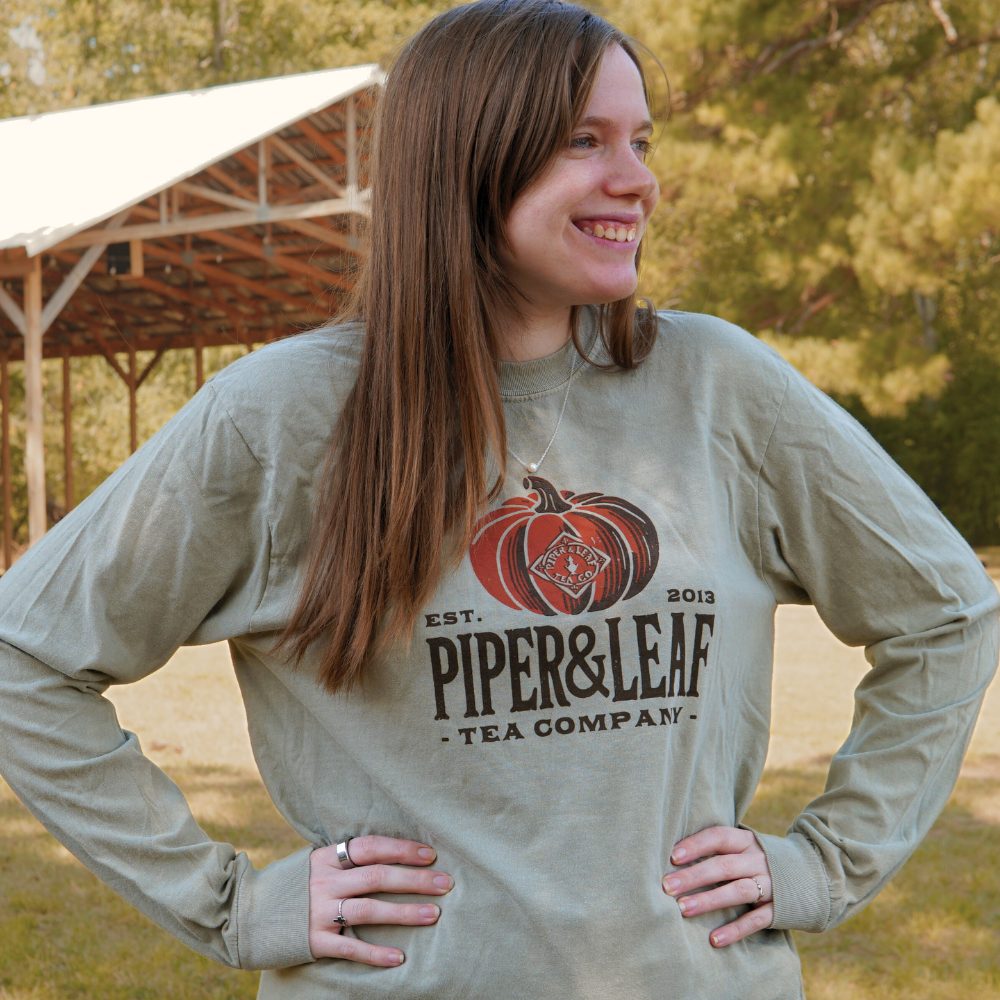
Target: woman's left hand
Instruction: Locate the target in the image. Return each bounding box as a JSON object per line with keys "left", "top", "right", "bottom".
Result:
{"left": 662, "top": 826, "right": 773, "bottom": 948}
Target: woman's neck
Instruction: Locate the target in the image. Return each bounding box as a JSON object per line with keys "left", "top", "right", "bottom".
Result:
{"left": 499, "top": 304, "right": 573, "bottom": 362}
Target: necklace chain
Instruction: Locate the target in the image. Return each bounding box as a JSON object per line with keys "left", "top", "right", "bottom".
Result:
{"left": 507, "top": 351, "right": 582, "bottom": 475}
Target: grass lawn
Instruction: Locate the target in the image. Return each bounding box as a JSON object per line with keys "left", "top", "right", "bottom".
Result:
{"left": 1, "top": 593, "right": 999, "bottom": 998}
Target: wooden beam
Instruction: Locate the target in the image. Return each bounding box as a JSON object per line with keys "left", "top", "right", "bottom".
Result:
{"left": 177, "top": 181, "right": 256, "bottom": 213}
{"left": 127, "top": 344, "right": 138, "bottom": 454}
{"left": 0, "top": 327, "right": 295, "bottom": 362}
{"left": 40, "top": 208, "right": 132, "bottom": 335}
{"left": 1, "top": 350, "right": 11, "bottom": 569}
{"left": 346, "top": 96, "right": 358, "bottom": 190}
{"left": 296, "top": 117, "right": 346, "bottom": 165}
{"left": 0, "top": 260, "right": 36, "bottom": 279}
{"left": 130, "top": 239, "right": 144, "bottom": 278}
{"left": 24, "top": 257, "right": 46, "bottom": 545}
{"left": 56, "top": 195, "right": 366, "bottom": 249}
{"left": 90, "top": 329, "right": 130, "bottom": 384}
{"left": 346, "top": 96, "right": 358, "bottom": 246}
{"left": 137, "top": 244, "right": 329, "bottom": 310}
{"left": 201, "top": 229, "right": 351, "bottom": 291}
{"left": 61, "top": 344, "right": 74, "bottom": 513}
{"left": 269, "top": 133, "right": 346, "bottom": 197}
{"left": 0, "top": 284, "right": 26, "bottom": 336}
{"left": 232, "top": 147, "right": 262, "bottom": 179}
{"left": 258, "top": 139, "right": 269, "bottom": 206}
{"left": 276, "top": 217, "right": 359, "bottom": 254}
{"left": 194, "top": 335, "right": 204, "bottom": 390}
{"left": 204, "top": 163, "right": 257, "bottom": 202}
{"left": 135, "top": 339, "right": 171, "bottom": 389}
{"left": 208, "top": 286, "right": 251, "bottom": 331}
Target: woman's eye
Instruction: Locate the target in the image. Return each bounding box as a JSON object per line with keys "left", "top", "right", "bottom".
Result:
{"left": 632, "top": 138, "right": 652, "bottom": 157}
{"left": 570, "top": 134, "right": 597, "bottom": 149}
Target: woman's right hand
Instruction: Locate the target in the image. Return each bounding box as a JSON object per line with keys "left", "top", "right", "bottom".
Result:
{"left": 308, "top": 835, "right": 452, "bottom": 966}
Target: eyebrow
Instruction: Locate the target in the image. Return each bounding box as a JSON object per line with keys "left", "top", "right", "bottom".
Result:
{"left": 577, "top": 115, "right": 654, "bottom": 133}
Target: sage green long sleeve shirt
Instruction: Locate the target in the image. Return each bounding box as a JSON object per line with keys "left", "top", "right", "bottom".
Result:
{"left": 0, "top": 310, "right": 996, "bottom": 999}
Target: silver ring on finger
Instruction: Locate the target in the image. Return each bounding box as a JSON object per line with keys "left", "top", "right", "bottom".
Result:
{"left": 751, "top": 876, "right": 764, "bottom": 904}
{"left": 336, "top": 839, "right": 357, "bottom": 869}
{"left": 334, "top": 898, "right": 349, "bottom": 927}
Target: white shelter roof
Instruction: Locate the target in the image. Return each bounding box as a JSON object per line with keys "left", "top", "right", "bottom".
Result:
{"left": 0, "top": 64, "right": 382, "bottom": 256}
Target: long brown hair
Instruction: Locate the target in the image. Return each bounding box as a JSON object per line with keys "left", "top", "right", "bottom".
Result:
{"left": 281, "top": 0, "right": 658, "bottom": 692}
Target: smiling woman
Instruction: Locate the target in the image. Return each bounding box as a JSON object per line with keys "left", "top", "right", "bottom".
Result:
{"left": 501, "top": 47, "right": 658, "bottom": 348}
{"left": 0, "top": 2, "right": 997, "bottom": 1000}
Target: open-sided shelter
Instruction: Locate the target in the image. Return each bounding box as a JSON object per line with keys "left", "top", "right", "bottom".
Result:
{"left": 0, "top": 65, "right": 381, "bottom": 566}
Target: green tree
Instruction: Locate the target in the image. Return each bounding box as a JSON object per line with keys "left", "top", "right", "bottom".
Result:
{"left": 2, "top": 0, "right": 1000, "bottom": 541}
{"left": 618, "top": 0, "right": 1000, "bottom": 539}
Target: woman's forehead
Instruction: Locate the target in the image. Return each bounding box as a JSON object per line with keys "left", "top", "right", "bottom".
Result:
{"left": 583, "top": 44, "right": 651, "bottom": 128}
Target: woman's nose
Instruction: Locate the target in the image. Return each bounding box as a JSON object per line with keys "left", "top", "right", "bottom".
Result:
{"left": 604, "top": 145, "right": 657, "bottom": 202}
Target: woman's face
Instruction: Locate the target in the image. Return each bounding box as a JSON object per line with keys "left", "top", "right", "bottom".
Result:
{"left": 504, "top": 43, "right": 659, "bottom": 315}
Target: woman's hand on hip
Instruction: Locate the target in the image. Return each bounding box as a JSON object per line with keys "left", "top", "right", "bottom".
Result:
{"left": 662, "top": 826, "right": 773, "bottom": 947}
{"left": 309, "top": 835, "right": 452, "bottom": 966}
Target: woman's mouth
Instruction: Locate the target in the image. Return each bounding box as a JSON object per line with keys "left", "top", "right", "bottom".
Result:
{"left": 575, "top": 220, "right": 638, "bottom": 243}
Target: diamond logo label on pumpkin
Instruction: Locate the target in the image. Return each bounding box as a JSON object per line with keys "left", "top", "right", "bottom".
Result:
{"left": 470, "top": 475, "right": 659, "bottom": 615}
{"left": 529, "top": 532, "right": 611, "bottom": 598}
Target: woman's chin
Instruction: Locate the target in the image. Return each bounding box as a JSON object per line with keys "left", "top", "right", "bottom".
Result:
{"left": 576, "top": 276, "right": 639, "bottom": 306}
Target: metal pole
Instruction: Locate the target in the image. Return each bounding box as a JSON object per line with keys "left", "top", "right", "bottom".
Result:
{"left": 23, "top": 257, "right": 46, "bottom": 545}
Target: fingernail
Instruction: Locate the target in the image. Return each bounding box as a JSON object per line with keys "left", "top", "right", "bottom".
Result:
{"left": 388, "top": 952, "right": 404, "bottom": 965}
{"left": 672, "top": 848, "right": 687, "bottom": 862}
{"left": 712, "top": 933, "right": 725, "bottom": 947}
{"left": 417, "top": 847, "right": 436, "bottom": 861}
{"left": 419, "top": 905, "right": 439, "bottom": 918}
{"left": 677, "top": 899, "right": 687, "bottom": 913}
{"left": 663, "top": 877, "right": 679, "bottom": 895}
{"left": 433, "top": 875, "right": 452, "bottom": 889}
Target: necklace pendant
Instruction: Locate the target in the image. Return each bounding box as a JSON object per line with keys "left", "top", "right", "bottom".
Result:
{"left": 525, "top": 462, "right": 539, "bottom": 473}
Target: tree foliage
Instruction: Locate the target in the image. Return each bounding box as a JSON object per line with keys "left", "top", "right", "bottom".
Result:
{"left": 1, "top": 0, "right": 999, "bottom": 545}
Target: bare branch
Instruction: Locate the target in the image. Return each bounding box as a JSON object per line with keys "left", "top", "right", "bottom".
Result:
{"left": 927, "top": 0, "right": 958, "bottom": 44}
{"left": 788, "top": 292, "right": 841, "bottom": 335}
{"left": 753, "top": 0, "right": 900, "bottom": 77}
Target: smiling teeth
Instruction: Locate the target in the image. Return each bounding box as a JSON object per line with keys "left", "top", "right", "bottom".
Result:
{"left": 587, "top": 223, "right": 637, "bottom": 242}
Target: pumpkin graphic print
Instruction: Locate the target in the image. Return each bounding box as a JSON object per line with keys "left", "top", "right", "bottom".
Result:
{"left": 470, "top": 475, "right": 659, "bottom": 616}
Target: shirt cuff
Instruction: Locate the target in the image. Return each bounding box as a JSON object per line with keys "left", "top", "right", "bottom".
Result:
{"left": 750, "top": 829, "right": 832, "bottom": 933}
{"left": 234, "top": 845, "right": 315, "bottom": 970}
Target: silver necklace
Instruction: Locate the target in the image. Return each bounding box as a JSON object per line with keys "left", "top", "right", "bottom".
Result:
{"left": 507, "top": 351, "right": 581, "bottom": 475}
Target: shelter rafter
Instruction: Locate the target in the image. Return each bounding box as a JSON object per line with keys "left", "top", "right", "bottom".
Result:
{"left": 0, "top": 65, "right": 381, "bottom": 557}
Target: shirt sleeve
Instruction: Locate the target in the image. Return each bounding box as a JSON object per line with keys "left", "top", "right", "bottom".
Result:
{"left": 0, "top": 383, "right": 315, "bottom": 970}
{"left": 751, "top": 368, "right": 1000, "bottom": 933}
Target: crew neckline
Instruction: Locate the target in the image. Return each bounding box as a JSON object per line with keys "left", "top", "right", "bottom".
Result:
{"left": 497, "top": 306, "right": 600, "bottom": 399}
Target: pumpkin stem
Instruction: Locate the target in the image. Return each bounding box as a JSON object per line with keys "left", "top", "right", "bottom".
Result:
{"left": 524, "top": 476, "right": 572, "bottom": 514}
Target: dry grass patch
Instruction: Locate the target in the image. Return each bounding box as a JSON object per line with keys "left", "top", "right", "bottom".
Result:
{"left": 747, "top": 767, "right": 1000, "bottom": 1000}
{"left": 0, "top": 766, "right": 305, "bottom": 1000}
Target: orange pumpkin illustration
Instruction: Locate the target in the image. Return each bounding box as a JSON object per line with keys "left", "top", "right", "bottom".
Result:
{"left": 470, "top": 475, "right": 659, "bottom": 616}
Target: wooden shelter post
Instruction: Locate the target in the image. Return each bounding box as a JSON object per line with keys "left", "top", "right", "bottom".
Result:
{"left": 127, "top": 344, "right": 138, "bottom": 454}
{"left": 194, "top": 336, "right": 204, "bottom": 390}
{"left": 1, "top": 350, "right": 11, "bottom": 570}
{"left": 61, "top": 344, "right": 74, "bottom": 512}
{"left": 23, "top": 257, "right": 45, "bottom": 545}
